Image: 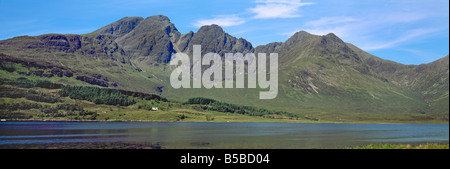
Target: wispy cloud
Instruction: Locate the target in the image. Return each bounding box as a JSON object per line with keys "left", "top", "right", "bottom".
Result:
{"left": 282, "top": 16, "right": 359, "bottom": 37}
{"left": 287, "top": 11, "right": 443, "bottom": 51}
{"left": 194, "top": 15, "right": 246, "bottom": 27}
{"left": 304, "top": 17, "right": 358, "bottom": 27}
{"left": 249, "top": 0, "right": 313, "bottom": 19}
{"left": 396, "top": 47, "right": 444, "bottom": 64}
{"left": 360, "top": 28, "right": 442, "bottom": 50}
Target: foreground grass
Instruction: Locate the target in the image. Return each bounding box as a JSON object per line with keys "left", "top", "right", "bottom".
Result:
{"left": 3, "top": 142, "right": 448, "bottom": 149}
{"left": 346, "top": 143, "right": 449, "bottom": 149}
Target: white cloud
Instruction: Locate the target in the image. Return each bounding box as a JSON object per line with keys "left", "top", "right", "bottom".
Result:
{"left": 194, "top": 15, "right": 246, "bottom": 27}
{"left": 249, "top": 0, "right": 313, "bottom": 19}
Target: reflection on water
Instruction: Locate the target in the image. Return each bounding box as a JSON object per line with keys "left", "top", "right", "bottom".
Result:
{"left": 0, "top": 122, "right": 448, "bottom": 148}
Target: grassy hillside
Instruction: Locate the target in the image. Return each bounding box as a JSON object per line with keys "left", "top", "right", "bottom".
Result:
{"left": 0, "top": 34, "right": 164, "bottom": 95}
{"left": 0, "top": 72, "right": 320, "bottom": 123}
{"left": 0, "top": 15, "right": 448, "bottom": 123}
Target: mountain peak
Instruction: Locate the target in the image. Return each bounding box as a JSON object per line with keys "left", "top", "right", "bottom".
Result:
{"left": 324, "top": 33, "right": 342, "bottom": 41}
{"left": 284, "top": 30, "right": 314, "bottom": 46}
{"left": 119, "top": 16, "right": 144, "bottom": 21}
{"left": 145, "top": 15, "right": 171, "bottom": 22}
{"left": 92, "top": 17, "right": 144, "bottom": 38}
{"left": 297, "top": 30, "right": 312, "bottom": 36}
{"left": 125, "top": 15, "right": 177, "bottom": 35}
{"left": 180, "top": 24, "right": 253, "bottom": 55}
{"left": 325, "top": 32, "right": 337, "bottom": 37}
{"left": 197, "top": 24, "right": 224, "bottom": 34}
{"left": 108, "top": 15, "right": 180, "bottom": 64}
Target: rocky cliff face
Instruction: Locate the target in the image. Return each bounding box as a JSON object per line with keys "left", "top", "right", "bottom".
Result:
{"left": 92, "top": 17, "right": 254, "bottom": 66}
{"left": 0, "top": 33, "right": 129, "bottom": 64}
{"left": 180, "top": 24, "right": 254, "bottom": 56}
{"left": 93, "top": 17, "right": 144, "bottom": 39}
{"left": 114, "top": 15, "right": 180, "bottom": 65}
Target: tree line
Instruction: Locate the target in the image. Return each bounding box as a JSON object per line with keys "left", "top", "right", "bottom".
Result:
{"left": 59, "top": 86, "right": 136, "bottom": 106}
{"left": 185, "top": 97, "right": 299, "bottom": 118}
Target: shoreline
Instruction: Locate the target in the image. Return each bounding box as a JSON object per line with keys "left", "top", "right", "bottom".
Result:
{"left": 0, "top": 142, "right": 448, "bottom": 149}
{"left": 2, "top": 118, "right": 449, "bottom": 125}
{"left": 3, "top": 119, "right": 181, "bottom": 123}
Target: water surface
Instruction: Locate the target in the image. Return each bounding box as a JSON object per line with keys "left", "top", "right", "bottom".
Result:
{"left": 0, "top": 122, "right": 448, "bottom": 148}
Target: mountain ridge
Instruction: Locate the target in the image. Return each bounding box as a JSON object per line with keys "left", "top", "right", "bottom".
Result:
{"left": 0, "top": 15, "right": 448, "bottom": 121}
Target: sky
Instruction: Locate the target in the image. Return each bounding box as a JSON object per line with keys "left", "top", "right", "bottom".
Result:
{"left": 0, "top": 0, "right": 448, "bottom": 65}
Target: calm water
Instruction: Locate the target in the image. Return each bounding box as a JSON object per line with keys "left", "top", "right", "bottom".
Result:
{"left": 0, "top": 122, "right": 448, "bottom": 148}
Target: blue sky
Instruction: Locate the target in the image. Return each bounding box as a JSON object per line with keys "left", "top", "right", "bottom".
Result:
{"left": 0, "top": 0, "right": 448, "bottom": 65}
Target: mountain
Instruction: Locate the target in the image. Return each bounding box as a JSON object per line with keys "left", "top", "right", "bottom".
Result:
{"left": 347, "top": 44, "right": 449, "bottom": 114}
{"left": 115, "top": 15, "right": 179, "bottom": 65}
{"left": 0, "top": 15, "right": 448, "bottom": 122}
{"left": 93, "top": 17, "right": 144, "bottom": 39}
{"left": 180, "top": 24, "right": 254, "bottom": 56}
{"left": 93, "top": 16, "right": 254, "bottom": 68}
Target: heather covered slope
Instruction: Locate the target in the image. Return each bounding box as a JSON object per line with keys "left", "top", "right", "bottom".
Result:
{"left": 0, "top": 33, "right": 164, "bottom": 94}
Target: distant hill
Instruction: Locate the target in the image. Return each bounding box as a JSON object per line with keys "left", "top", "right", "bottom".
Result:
{"left": 1, "top": 15, "right": 448, "bottom": 122}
